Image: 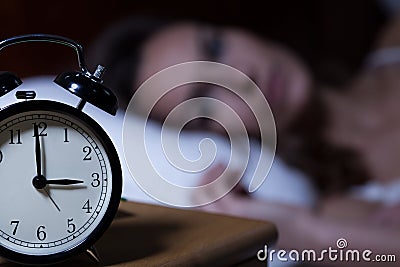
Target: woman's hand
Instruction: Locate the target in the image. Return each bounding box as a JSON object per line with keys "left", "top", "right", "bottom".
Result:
{"left": 192, "top": 163, "right": 249, "bottom": 216}
{"left": 192, "top": 163, "right": 314, "bottom": 249}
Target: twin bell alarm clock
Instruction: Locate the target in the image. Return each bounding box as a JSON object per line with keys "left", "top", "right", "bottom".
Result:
{"left": 0, "top": 34, "right": 122, "bottom": 265}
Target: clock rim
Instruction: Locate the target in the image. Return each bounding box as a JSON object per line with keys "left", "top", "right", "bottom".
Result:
{"left": 0, "top": 100, "right": 122, "bottom": 265}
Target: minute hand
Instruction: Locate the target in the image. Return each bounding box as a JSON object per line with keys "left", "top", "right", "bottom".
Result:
{"left": 46, "top": 179, "right": 84, "bottom": 185}
{"left": 34, "top": 124, "right": 42, "bottom": 176}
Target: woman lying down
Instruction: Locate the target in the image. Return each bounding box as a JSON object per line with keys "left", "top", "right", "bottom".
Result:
{"left": 85, "top": 14, "right": 400, "bottom": 266}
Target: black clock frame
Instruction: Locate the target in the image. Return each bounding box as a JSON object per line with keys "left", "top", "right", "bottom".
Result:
{"left": 0, "top": 100, "right": 122, "bottom": 265}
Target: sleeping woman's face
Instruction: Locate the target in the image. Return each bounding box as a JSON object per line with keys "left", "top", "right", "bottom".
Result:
{"left": 135, "top": 23, "right": 311, "bottom": 135}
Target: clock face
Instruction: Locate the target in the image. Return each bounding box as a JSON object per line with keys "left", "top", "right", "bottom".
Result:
{"left": 0, "top": 100, "right": 121, "bottom": 264}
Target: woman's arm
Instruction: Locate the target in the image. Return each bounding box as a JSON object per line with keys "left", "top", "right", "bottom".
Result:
{"left": 302, "top": 210, "right": 400, "bottom": 267}
{"left": 194, "top": 167, "right": 399, "bottom": 266}
{"left": 199, "top": 192, "right": 400, "bottom": 266}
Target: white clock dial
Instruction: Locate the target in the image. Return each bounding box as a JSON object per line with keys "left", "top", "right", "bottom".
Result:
{"left": 0, "top": 102, "right": 120, "bottom": 262}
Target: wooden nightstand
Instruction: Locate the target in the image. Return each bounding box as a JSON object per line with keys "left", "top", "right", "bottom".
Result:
{"left": 0, "top": 201, "right": 277, "bottom": 266}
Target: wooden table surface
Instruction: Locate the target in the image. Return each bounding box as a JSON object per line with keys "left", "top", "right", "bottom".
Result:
{"left": 0, "top": 201, "right": 277, "bottom": 266}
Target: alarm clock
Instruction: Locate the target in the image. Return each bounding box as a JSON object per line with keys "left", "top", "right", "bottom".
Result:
{"left": 0, "top": 34, "right": 122, "bottom": 265}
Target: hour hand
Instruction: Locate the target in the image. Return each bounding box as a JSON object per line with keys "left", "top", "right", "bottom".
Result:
{"left": 46, "top": 179, "right": 84, "bottom": 185}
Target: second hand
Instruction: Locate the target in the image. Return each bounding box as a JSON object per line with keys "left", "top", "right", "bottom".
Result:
{"left": 43, "top": 187, "right": 61, "bottom": 212}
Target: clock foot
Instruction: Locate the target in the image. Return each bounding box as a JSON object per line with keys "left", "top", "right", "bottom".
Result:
{"left": 86, "top": 246, "right": 101, "bottom": 264}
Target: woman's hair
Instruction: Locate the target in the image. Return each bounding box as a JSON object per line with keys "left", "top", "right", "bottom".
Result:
{"left": 277, "top": 88, "right": 369, "bottom": 194}
{"left": 87, "top": 17, "right": 171, "bottom": 109}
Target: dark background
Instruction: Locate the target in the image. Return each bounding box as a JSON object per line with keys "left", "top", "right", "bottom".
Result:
{"left": 0, "top": 0, "right": 386, "bottom": 84}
